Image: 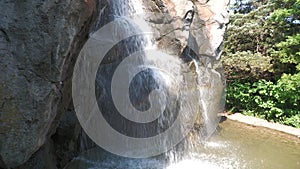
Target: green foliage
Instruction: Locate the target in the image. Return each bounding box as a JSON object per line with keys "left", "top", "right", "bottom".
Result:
{"left": 224, "top": 0, "right": 300, "bottom": 128}
{"left": 224, "top": 0, "right": 300, "bottom": 69}
{"left": 224, "top": 4, "right": 276, "bottom": 56}
{"left": 232, "top": 0, "right": 269, "bottom": 14}
{"left": 274, "top": 33, "right": 300, "bottom": 65}
{"left": 226, "top": 73, "right": 300, "bottom": 128}
{"left": 271, "top": 0, "right": 300, "bottom": 24}
{"left": 222, "top": 51, "right": 274, "bottom": 82}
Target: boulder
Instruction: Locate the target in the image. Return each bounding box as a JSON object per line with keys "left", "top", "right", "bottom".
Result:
{"left": 0, "top": 0, "right": 101, "bottom": 168}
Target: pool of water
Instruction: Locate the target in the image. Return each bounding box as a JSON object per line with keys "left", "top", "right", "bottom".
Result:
{"left": 65, "top": 120, "right": 300, "bottom": 169}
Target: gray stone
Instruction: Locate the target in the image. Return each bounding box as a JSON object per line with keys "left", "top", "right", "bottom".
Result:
{"left": 0, "top": 0, "right": 102, "bottom": 168}
{"left": 15, "top": 140, "right": 58, "bottom": 169}
{"left": 144, "top": 0, "right": 230, "bottom": 62}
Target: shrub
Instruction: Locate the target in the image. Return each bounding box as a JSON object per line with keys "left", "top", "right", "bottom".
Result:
{"left": 226, "top": 73, "right": 300, "bottom": 128}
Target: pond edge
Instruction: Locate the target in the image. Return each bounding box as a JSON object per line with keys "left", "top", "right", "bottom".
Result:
{"left": 220, "top": 113, "right": 300, "bottom": 139}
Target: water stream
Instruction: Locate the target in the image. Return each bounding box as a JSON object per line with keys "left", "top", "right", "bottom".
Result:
{"left": 69, "top": 0, "right": 299, "bottom": 168}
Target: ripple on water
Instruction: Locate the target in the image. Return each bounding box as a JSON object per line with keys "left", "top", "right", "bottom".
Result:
{"left": 167, "top": 159, "right": 221, "bottom": 169}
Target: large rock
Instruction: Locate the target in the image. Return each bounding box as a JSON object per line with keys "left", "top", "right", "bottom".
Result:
{"left": 189, "top": 0, "right": 230, "bottom": 62}
{"left": 143, "top": 0, "right": 229, "bottom": 132}
{"left": 0, "top": 0, "right": 101, "bottom": 168}
{"left": 144, "top": 0, "right": 230, "bottom": 62}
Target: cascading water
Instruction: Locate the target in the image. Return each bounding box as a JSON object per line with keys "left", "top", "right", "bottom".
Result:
{"left": 104, "top": 0, "right": 204, "bottom": 157}
{"left": 70, "top": 0, "right": 226, "bottom": 168}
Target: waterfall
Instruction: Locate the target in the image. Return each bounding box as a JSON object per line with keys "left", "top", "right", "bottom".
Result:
{"left": 193, "top": 59, "right": 224, "bottom": 138}
{"left": 71, "top": 0, "right": 225, "bottom": 168}
{"left": 106, "top": 0, "right": 221, "bottom": 157}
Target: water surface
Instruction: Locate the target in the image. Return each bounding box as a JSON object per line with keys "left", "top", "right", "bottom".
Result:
{"left": 65, "top": 120, "right": 300, "bottom": 169}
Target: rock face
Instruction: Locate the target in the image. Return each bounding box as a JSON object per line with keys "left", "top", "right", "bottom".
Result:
{"left": 190, "top": 0, "right": 230, "bottom": 59}
{"left": 0, "top": 0, "right": 229, "bottom": 168}
{"left": 145, "top": 0, "right": 230, "bottom": 62}
{"left": 0, "top": 0, "right": 101, "bottom": 168}
{"left": 143, "top": 0, "right": 229, "bottom": 132}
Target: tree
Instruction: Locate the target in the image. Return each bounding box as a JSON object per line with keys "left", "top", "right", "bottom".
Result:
{"left": 223, "top": 0, "right": 300, "bottom": 127}
{"left": 232, "top": 0, "right": 269, "bottom": 14}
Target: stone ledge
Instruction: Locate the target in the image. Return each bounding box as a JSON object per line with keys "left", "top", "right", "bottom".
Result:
{"left": 221, "top": 113, "right": 300, "bottom": 139}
